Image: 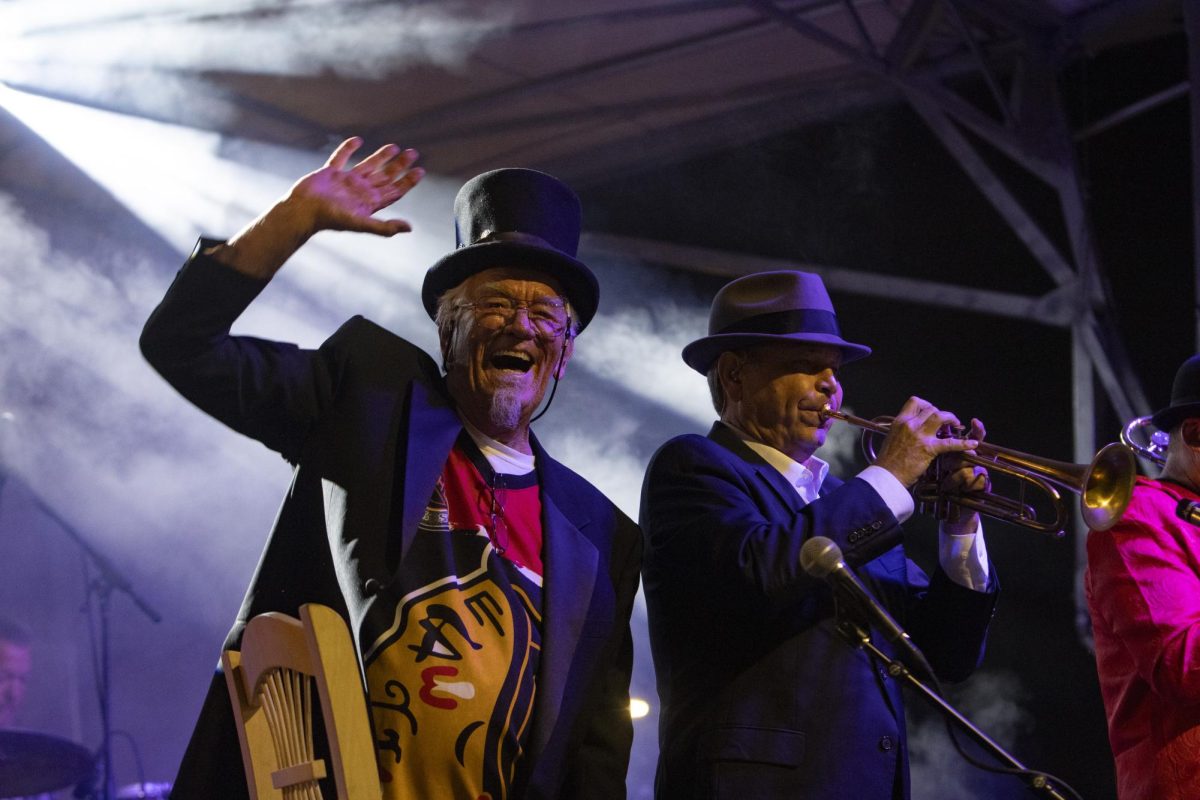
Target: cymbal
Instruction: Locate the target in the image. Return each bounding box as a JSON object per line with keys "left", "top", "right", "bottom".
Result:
{"left": 0, "top": 729, "right": 93, "bottom": 795}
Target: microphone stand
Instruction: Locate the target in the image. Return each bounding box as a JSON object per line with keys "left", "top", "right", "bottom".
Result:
{"left": 833, "top": 616, "right": 1071, "bottom": 800}
{"left": 23, "top": 488, "right": 161, "bottom": 800}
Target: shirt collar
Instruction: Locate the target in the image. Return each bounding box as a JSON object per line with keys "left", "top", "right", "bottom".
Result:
{"left": 726, "top": 424, "right": 829, "bottom": 494}
{"left": 459, "top": 415, "right": 535, "bottom": 475}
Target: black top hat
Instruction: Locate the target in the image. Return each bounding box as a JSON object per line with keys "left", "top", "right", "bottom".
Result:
{"left": 1152, "top": 354, "right": 1200, "bottom": 430}
{"left": 682, "top": 270, "right": 871, "bottom": 373}
{"left": 421, "top": 168, "right": 600, "bottom": 331}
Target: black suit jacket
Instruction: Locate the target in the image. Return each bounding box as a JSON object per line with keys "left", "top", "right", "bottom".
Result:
{"left": 640, "top": 423, "right": 997, "bottom": 800}
{"left": 140, "top": 246, "right": 642, "bottom": 799}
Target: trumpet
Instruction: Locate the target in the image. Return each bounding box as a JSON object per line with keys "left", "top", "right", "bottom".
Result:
{"left": 820, "top": 405, "right": 1137, "bottom": 536}
{"left": 1120, "top": 415, "right": 1168, "bottom": 467}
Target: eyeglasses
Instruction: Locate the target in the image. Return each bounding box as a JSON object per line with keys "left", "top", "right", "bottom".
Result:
{"left": 457, "top": 293, "right": 571, "bottom": 337}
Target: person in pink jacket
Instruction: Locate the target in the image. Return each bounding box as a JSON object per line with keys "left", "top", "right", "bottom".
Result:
{"left": 1087, "top": 353, "right": 1200, "bottom": 799}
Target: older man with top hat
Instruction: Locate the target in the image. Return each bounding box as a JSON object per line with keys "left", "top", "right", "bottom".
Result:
{"left": 639, "top": 270, "right": 999, "bottom": 799}
{"left": 141, "top": 138, "right": 641, "bottom": 799}
{"left": 1086, "top": 354, "right": 1200, "bottom": 800}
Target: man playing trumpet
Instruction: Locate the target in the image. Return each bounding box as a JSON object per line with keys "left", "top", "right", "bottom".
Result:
{"left": 640, "top": 270, "right": 999, "bottom": 800}
{"left": 1087, "top": 353, "right": 1200, "bottom": 800}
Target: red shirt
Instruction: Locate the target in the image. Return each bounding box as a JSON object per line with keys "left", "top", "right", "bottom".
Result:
{"left": 1086, "top": 476, "right": 1200, "bottom": 799}
{"left": 440, "top": 440, "right": 543, "bottom": 575}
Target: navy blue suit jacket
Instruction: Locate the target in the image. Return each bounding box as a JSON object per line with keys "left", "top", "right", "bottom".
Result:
{"left": 640, "top": 423, "right": 996, "bottom": 800}
{"left": 140, "top": 246, "right": 641, "bottom": 799}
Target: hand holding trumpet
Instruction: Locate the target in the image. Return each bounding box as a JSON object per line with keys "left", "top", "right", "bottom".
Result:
{"left": 862, "top": 396, "right": 990, "bottom": 533}
{"left": 869, "top": 396, "right": 982, "bottom": 483}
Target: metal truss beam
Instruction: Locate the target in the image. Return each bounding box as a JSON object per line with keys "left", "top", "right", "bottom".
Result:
{"left": 581, "top": 231, "right": 1076, "bottom": 325}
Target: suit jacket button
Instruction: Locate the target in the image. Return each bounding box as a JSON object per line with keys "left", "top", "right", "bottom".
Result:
{"left": 364, "top": 578, "right": 383, "bottom": 596}
{"left": 879, "top": 735, "right": 894, "bottom": 751}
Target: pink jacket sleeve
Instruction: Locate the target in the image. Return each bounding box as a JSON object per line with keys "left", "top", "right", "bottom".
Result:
{"left": 1088, "top": 481, "right": 1200, "bottom": 704}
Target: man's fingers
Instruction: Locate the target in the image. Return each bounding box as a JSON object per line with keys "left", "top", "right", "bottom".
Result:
{"left": 370, "top": 168, "right": 425, "bottom": 214}
{"left": 355, "top": 143, "right": 404, "bottom": 175}
{"left": 939, "top": 465, "right": 989, "bottom": 494}
{"left": 971, "top": 467, "right": 990, "bottom": 492}
{"left": 378, "top": 148, "right": 421, "bottom": 182}
{"left": 897, "top": 397, "right": 963, "bottom": 436}
{"left": 386, "top": 165, "right": 425, "bottom": 197}
{"left": 365, "top": 148, "right": 423, "bottom": 206}
{"left": 894, "top": 395, "right": 931, "bottom": 425}
{"left": 355, "top": 217, "right": 413, "bottom": 237}
{"left": 932, "top": 435, "right": 979, "bottom": 455}
{"left": 926, "top": 409, "right": 963, "bottom": 435}
{"left": 325, "top": 137, "right": 363, "bottom": 170}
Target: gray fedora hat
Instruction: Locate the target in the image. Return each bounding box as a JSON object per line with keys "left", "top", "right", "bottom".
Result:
{"left": 1152, "top": 354, "right": 1200, "bottom": 430}
{"left": 682, "top": 270, "right": 871, "bottom": 373}
{"left": 421, "top": 167, "right": 599, "bottom": 331}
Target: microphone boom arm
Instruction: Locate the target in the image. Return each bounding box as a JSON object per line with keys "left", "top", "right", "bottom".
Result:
{"left": 834, "top": 620, "right": 1073, "bottom": 800}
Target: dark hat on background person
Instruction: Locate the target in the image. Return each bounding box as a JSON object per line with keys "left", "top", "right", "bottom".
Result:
{"left": 1151, "top": 354, "right": 1200, "bottom": 430}
{"left": 681, "top": 270, "right": 871, "bottom": 373}
{"left": 421, "top": 168, "right": 600, "bottom": 331}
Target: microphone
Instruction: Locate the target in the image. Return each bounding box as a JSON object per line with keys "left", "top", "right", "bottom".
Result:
{"left": 1177, "top": 498, "right": 1200, "bottom": 526}
{"left": 800, "top": 536, "right": 931, "bottom": 676}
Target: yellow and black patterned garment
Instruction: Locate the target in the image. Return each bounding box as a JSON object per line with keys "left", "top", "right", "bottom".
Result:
{"left": 363, "top": 437, "right": 544, "bottom": 800}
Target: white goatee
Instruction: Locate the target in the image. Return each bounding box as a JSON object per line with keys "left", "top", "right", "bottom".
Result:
{"left": 488, "top": 388, "right": 523, "bottom": 431}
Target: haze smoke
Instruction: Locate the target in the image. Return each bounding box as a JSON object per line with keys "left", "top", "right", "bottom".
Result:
{"left": 0, "top": 1, "right": 513, "bottom": 130}
{"left": 2, "top": 1, "right": 512, "bottom": 78}
{"left": 909, "top": 669, "right": 1036, "bottom": 798}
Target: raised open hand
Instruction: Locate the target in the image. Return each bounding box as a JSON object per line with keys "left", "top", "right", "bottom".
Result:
{"left": 288, "top": 137, "right": 424, "bottom": 237}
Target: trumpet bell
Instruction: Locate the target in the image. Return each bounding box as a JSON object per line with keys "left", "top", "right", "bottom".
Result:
{"left": 1080, "top": 442, "right": 1137, "bottom": 532}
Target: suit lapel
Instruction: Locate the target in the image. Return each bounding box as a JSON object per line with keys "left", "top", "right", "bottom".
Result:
{"left": 526, "top": 452, "right": 599, "bottom": 763}
{"left": 708, "top": 422, "right": 809, "bottom": 514}
{"left": 400, "top": 381, "right": 461, "bottom": 564}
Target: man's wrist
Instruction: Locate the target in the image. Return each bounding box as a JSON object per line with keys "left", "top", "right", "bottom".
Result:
{"left": 941, "top": 512, "right": 981, "bottom": 537}
{"left": 216, "top": 198, "right": 316, "bottom": 278}
{"left": 858, "top": 465, "right": 916, "bottom": 522}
